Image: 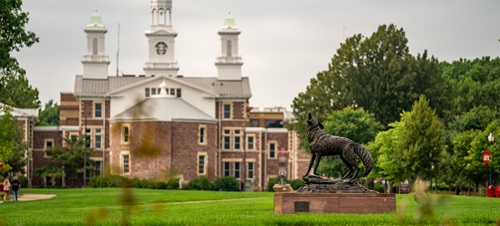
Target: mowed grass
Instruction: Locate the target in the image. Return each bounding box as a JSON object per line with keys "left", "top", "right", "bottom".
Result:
{"left": 0, "top": 188, "right": 499, "bottom": 225}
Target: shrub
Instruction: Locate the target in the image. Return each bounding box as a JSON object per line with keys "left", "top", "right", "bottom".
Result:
{"left": 18, "top": 175, "right": 29, "bottom": 188}
{"left": 184, "top": 176, "right": 213, "bottom": 190}
{"left": 267, "top": 177, "right": 304, "bottom": 191}
{"left": 166, "top": 178, "right": 180, "bottom": 189}
{"left": 89, "top": 175, "right": 125, "bottom": 188}
{"left": 374, "top": 183, "right": 386, "bottom": 193}
{"left": 214, "top": 176, "right": 240, "bottom": 191}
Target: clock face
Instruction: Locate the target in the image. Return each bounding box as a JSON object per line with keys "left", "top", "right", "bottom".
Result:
{"left": 155, "top": 42, "right": 167, "bottom": 55}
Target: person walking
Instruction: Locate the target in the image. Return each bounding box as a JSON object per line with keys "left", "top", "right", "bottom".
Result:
{"left": 3, "top": 178, "right": 10, "bottom": 202}
{"left": 11, "top": 177, "right": 20, "bottom": 201}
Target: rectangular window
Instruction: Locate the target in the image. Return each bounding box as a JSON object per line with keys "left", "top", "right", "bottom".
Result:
{"left": 44, "top": 140, "right": 54, "bottom": 158}
{"left": 247, "top": 162, "right": 254, "bottom": 179}
{"left": 198, "top": 155, "right": 206, "bottom": 175}
{"left": 223, "top": 104, "right": 231, "bottom": 119}
{"left": 250, "top": 120, "right": 259, "bottom": 127}
{"left": 94, "top": 161, "right": 102, "bottom": 176}
{"left": 122, "top": 126, "right": 129, "bottom": 144}
{"left": 145, "top": 88, "right": 150, "bottom": 97}
{"left": 170, "top": 88, "right": 175, "bottom": 96}
{"left": 199, "top": 126, "right": 206, "bottom": 145}
{"left": 85, "top": 128, "right": 91, "bottom": 148}
{"left": 269, "top": 143, "right": 276, "bottom": 158}
{"left": 234, "top": 162, "right": 240, "bottom": 179}
{"left": 122, "top": 154, "right": 130, "bottom": 174}
{"left": 176, "top": 88, "right": 181, "bottom": 98}
{"left": 224, "top": 162, "right": 230, "bottom": 176}
{"left": 151, "top": 87, "right": 157, "bottom": 95}
{"left": 234, "top": 136, "right": 241, "bottom": 150}
{"left": 95, "top": 103, "right": 102, "bottom": 118}
{"left": 95, "top": 128, "right": 102, "bottom": 149}
{"left": 223, "top": 129, "right": 231, "bottom": 150}
{"left": 247, "top": 136, "right": 254, "bottom": 150}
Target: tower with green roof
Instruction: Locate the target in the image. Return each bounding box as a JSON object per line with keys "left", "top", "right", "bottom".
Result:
{"left": 215, "top": 12, "right": 243, "bottom": 81}
{"left": 82, "top": 10, "right": 110, "bottom": 79}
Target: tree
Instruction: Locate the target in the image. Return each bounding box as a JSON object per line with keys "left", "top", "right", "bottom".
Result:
{"left": 441, "top": 57, "right": 500, "bottom": 118}
{"left": 316, "top": 106, "right": 383, "bottom": 178}
{"left": 292, "top": 24, "right": 450, "bottom": 150}
{"left": 37, "top": 136, "right": 94, "bottom": 187}
{"left": 0, "top": 105, "right": 28, "bottom": 176}
{"left": 398, "top": 95, "right": 445, "bottom": 181}
{"left": 377, "top": 96, "right": 445, "bottom": 184}
{"left": 0, "top": 0, "right": 40, "bottom": 108}
{"left": 38, "top": 99, "right": 60, "bottom": 126}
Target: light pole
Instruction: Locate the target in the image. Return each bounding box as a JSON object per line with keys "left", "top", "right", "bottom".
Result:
{"left": 488, "top": 133, "right": 495, "bottom": 185}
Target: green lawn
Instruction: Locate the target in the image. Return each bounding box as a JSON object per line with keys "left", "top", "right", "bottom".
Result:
{"left": 0, "top": 188, "right": 499, "bottom": 225}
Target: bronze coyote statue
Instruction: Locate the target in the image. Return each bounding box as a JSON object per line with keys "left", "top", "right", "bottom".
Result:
{"left": 304, "top": 112, "right": 374, "bottom": 179}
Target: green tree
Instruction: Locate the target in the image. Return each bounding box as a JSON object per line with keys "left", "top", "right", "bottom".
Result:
{"left": 398, "top": 95, "right": 445, "bottom": 181}
{"left": 316, "top": 106, "right": 383, "bottom": 178}
{"left": 441, "top": 57, "right": 500, "bottom": 118}
{"left": 37, "top": 136, "right": 94, "bottom": 187}
{"left": 0, "top": 0, "right": 40, "bottom": 108}
{"left": 371, "top": 121, "right": 407, "bottom": 184}
{"left": 0, "top": 106, "right": 24, "bottom": 175}
{"left": 38, "top": 99, "right": 60, "bottom": 126}
{"left": 377, "top": 96, "right": 445, "bottom": 184}
{"left": 292, "top": 24, "right": 449, "bottom": 149}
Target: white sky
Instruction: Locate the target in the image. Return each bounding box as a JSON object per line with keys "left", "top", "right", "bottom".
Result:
{"left": 14, "top": 0, "right": 500, "bottom": 110}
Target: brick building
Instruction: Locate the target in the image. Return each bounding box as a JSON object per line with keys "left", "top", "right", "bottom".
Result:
{"left": 28, "top": 0, "right": 310, "bottom": 190}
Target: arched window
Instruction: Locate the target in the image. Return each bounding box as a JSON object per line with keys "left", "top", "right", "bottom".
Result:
{"left": 227, "top": 40, "right": 232, "bottom": 57}
{"left": 152, "top": 9, "right": 156, "bottom": 25}
{"left": 92, "top": 38, "right": 98, "bottom": 55}
{"left": 158, "top": 9, "right": 166, "bottom": 25}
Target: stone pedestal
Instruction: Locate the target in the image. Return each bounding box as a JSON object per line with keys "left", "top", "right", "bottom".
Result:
{"left": 274, "top": 192, "right": 396, "bottom": 214}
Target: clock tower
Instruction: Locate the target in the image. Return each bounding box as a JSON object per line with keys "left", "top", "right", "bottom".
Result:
{"left": 144, "top": 0, "right": 179, "bottom": 77}
{"left": 82, "top": 10, "right": 110, "bottom": 79}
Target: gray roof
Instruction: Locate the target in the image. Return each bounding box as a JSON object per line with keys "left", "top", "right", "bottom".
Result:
{"left": 112, "top": 96, "right": 216, "bottom": 122}
{"left": 0, "top": 102, "right": 38, "bottom": 118}
{"left": 74, "top": 75, "right": 252, "bottom": 99}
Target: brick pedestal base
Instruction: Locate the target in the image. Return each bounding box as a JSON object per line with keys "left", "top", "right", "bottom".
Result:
{"left": 274, "top": 192, "right": 396, "bottom": 214}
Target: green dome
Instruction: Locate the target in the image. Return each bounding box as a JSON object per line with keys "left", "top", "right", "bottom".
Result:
{"left": 87, "top": 10, "right": 104, "bottom": 27}
{"left": 223, "top": 11, "right": 236, "bottom": 29}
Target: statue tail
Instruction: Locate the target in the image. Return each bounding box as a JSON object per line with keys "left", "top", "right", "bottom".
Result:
{"left": 353, "top": 143, "right": 373, "bottom": 176}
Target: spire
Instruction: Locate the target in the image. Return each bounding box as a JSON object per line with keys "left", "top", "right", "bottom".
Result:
{"left": 215, "top": 12, "right": 243, "bottom": 81}
{"left": 82, "top": 10, "right": 109, "bottom": 79}
{"left": 223, "top": 12, "right": 237, "bottom": 29}
{"left": 87, "top": 10, "right": 104, "bottom": 28}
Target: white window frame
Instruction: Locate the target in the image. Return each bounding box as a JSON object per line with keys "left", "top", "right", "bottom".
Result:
{"left": 223, "top": 103, "right": 231, "bottom": 119}
{"left": 44, "top": 139, "right": 54, "bottom": 158}
{"left": 268, "top": 142, "right": 277, "bottom": 159}
{"left": 247, "top": 162, "right": 254, "bottom": 179}
{"left": 120, "top": 151, "right": 131, "bottom": 175}
{"left": 122, "top": 125, "right": 130, "bottom": 144}
{"left": 247, "top": 135, "right": 255, "bottom": 151}
{"left": 197, "top": 152, "right": 207, "bottom": 175}
{"left": 198, "top": 125, "right": 207, "bottom": 145}
{"left": 94, "top": 102, "right": 103, "bottom": 118}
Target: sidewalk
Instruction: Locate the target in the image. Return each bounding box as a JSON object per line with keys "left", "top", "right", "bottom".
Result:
{"left": 1, "top": 194, "right": 56, "bottom": 203}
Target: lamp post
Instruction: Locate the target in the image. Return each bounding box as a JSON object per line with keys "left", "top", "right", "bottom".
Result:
{"left": 488, "top": 133, "right": 495, "bottom": 185}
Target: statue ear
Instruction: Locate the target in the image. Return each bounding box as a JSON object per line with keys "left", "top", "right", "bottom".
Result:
{"left": 319, "top": 121, "right": 324, "bottom": 130}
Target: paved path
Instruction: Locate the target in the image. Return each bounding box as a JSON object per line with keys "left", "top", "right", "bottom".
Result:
{"left": 1, "top": 194, "right": 56, "bottom": 202}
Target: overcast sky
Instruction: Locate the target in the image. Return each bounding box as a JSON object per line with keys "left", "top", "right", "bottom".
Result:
{"left": 14, "top": 0, "right": 500, "bottom": 110}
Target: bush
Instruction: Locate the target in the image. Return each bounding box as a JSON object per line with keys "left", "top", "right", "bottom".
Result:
{"left": 90, "top": 175, "right": 179, "bottom": 190}
{"left": 374, "top": 183, "right": 386, "bottom": 193}
{"left": 214, "top": 176, "right": 240, "bottom": 191}
{"left": 184, "top": 176, "right": 213, "bottom": 190}
{"left": 267, "top": 177, "right": 304, "bottom": 191}
{"left": 18, "top": 175, "right": 29, "bottom": 188}
{"left": 89, "top": 175, "right": 126, "bottom": 188}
